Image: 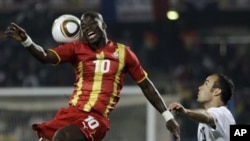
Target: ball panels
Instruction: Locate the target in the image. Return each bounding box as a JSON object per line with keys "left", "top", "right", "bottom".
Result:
{"left": 52, "top": 14, "right": 81, "bottom": 43}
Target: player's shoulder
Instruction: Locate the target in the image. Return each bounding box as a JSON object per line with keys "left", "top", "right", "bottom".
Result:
{"left": 56, "top": 41, "right": 88, "bottom": 52}
{"left": 208, "top": 106, "right": 227, "bottom": 112}
{"left": 60, "top": 41, "right": 86, "bottom": 47}
{"left": 110, "top": 40, "right": 129, "bottom": 48}
{"left": 208, "top": 106, "right": 233, "bottom": 118}
{"left": 70, "top": 41, "right": 85, "bottom": 45}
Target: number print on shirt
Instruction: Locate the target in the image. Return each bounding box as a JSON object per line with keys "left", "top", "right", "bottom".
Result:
{"left": 93, "top": 60, "right": 110, "bottom": 73}
{"left": 82, "top": 115, "right": 100, "bottom": 129}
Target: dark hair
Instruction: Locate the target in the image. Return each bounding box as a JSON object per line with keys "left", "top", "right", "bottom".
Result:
{"left": 81, "top": 11, "right": 104, "bottom": 22}
{"left": 212, "top": 73, "right": 235, "bottom": 105}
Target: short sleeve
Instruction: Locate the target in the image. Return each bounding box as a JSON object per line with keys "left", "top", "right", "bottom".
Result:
{"left": 125, "top": 47, "right": 147, "bottom": 83}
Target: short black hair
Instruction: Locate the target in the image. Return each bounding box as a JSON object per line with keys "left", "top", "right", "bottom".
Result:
{"left": 212, "top": 73, "right": 235, "bottom": 105}
{"left": 81, "top": 11, "right": 104, "bottom": 22}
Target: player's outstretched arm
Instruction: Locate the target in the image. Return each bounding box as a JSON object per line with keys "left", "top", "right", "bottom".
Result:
{"left": 138, "top": 77, "right": 181, "bottom": 141}
{"left": 169, "top": 102, "right": 215, "bottom": 127}
{"left": 5, "top": 22, "right": 58, "bottom": 64}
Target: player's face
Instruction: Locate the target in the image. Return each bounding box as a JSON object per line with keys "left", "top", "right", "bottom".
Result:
{"left": 80, "top": 14, "right": 105, "bottom": 44}
{"left": 197, "top": 75, "right": 218, "bottom": 103}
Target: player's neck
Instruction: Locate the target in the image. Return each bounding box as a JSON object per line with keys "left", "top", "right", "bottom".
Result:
{"left": 203, "top": 100, "right": 224, "bottom": 109}
{"left": 89, "top": 38, "right": 108, "bottom": 50}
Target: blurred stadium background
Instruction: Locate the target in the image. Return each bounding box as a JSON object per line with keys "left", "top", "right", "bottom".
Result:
{"left": 0, "top": 0, "right": 250, "bottom": 141}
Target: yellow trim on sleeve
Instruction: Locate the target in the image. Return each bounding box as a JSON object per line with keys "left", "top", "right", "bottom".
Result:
{"left": 47, "top": 49, "right": 61, "bottom": 66}
{"left": 137, "top": 71, "right": 148, "bottom": 83}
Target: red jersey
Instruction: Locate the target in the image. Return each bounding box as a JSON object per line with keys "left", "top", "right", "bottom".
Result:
{"left": 49, "top": 41, "right": 147, "bottom": 117}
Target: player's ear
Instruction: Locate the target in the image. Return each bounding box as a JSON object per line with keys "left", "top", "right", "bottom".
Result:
{"left": 102, "top": 22, "right": 107, "bottom": 29}
{"left": 213, "top": 88, "right": 222, "bottom": 96}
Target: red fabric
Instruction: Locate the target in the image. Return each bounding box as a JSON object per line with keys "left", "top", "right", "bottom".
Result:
{"left": 32, "top": 106, "right": 109, "bottom": 141}
{"left": 49, "top": 41, "right": 147, "bottom": 116}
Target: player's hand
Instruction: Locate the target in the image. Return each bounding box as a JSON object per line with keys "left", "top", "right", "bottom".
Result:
{"left": 168, "top": 102, "right": 186, "bottom": 115}
{"left": 166, "top": 119, "right": 181, "bottom": 141}
{"left": 5, "top": 22, "right": 28, "bottom": 42}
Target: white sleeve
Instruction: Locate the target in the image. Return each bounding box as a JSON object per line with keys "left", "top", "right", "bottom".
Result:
{"left": 207, "top": 106, "right": 235, "bottom": 138}
{"left": 207, "top": 107, "right": 225, "bottom": 132}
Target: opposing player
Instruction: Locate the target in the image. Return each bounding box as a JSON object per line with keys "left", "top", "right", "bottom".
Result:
{"left": 5, "top": 11, "right": 180, "bottom": 141}
{"left": 169, "top": 73, "right": 236, "bottom": 141}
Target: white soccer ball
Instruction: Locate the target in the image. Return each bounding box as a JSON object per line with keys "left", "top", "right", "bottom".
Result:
{"left": 51, "top": 14, "right": 81, "bottom": 43}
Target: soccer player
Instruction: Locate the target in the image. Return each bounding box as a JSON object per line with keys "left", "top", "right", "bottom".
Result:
{"left": 5, "top": 11, "right": 180, "bottom": 141}
{"left": 169, "top": 73, "right": 236, "bottom": 141}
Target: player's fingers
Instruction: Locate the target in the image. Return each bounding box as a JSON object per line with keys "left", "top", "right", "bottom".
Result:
{"left": 172, "top": 129, "right": 181, "bottom": 141}
{"left": 10, "top": 22, "right": 20, "bottom": 29}
{"left": 175, "top": 136, "right": 181, "bottom": 141}
{"left": 10, "top": 23, "right": 25, "bottom": 33}
{"left": 4, "top": 26, "right": 14, "bottom": 37}
{"left": 168, "top": 103, "right": 178, "bottom": 109}
{"left": 175, "top": 106, "right": 182, "bottom": 110}
{"left": 5, "top": 24, "right": 17, "bottom": 32}
{"left": 173, "top": 104, "right": 181, "bottom": 110}
{"left": 168, "top": 105, "right": 173, "bottom": 110}
{"left": 175, "top": 134, "right": 181, "bottom": 141}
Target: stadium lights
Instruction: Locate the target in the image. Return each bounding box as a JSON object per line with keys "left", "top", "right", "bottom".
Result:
{"left": 166, "top": 10, "right": 179, "bottom": 21}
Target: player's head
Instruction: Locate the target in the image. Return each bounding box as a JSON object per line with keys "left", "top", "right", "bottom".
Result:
{"left": 80, "top": 11, "right": 107, "bottom": 48}
{"left": 198, "top": 73, "right": 234, "bottom": 105}
{"left": 212, "top": 73, "right": 234, "bottom": 105}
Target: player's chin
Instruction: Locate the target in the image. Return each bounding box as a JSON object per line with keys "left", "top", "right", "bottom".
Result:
{"left": 197, "top": 98, "right": 204, "bottom": 103}
{"left": 87, "top": 37, "right": 99, "bottom": 44}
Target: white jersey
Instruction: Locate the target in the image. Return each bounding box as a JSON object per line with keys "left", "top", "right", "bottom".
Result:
{"left": 197, "top": 106, "right": 236, "bottom": 141}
